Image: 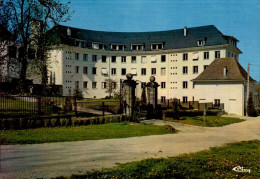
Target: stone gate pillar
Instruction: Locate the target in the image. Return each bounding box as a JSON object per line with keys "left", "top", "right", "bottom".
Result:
{"left": 122, "top": 73, "right": 138, "bottom": 117}
{"left": 146, "top": 76, "right": 159, "bottom": 108}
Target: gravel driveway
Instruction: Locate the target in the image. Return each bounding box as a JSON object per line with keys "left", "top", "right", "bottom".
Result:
{"left": 1, "top": 115, "right": 260, "bottom": 179}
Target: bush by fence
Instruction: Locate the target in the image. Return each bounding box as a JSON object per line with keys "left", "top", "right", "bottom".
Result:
{"left": 162, "top": 109, "right": 224, "bottom": 119}
{"left": 0, "top": 115, "right": 131, "bottom": 130}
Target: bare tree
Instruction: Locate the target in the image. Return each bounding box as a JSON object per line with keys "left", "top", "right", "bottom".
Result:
{"left": 0, "top": 0, "right": 73, "bottom": 91}
{"left": 105, "top": 78, "right": 118, "bottom": 98}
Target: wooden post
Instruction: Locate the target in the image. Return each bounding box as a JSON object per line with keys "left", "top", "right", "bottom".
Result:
{"left": 102, "top": 102, "right": 105, "bottom": 118}
{"left": 203, "top": 107, "right": 206, "bottom": 126}
{"left": 74, "top": 96, "right": 77, "bottom": 116}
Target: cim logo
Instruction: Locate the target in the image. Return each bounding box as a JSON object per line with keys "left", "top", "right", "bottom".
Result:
{"left": 232, "top": 166, "right": 251, "bottom": 173}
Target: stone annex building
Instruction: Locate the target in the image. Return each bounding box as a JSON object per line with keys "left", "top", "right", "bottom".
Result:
{"left": 47, "top": 25, "right": 255, "bottom": 115}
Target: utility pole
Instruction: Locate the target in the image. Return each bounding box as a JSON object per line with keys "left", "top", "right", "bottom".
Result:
{"left": 246, "top": 63, "right": 250, "bottom": 116}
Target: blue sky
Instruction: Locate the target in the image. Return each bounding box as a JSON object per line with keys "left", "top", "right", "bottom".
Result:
{"left": 61, "top": 0, "right": 260, "bottom": 81}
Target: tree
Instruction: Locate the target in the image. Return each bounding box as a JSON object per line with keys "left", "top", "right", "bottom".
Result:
{"left": 105, "top": 78, "right": 118, "bottom": 98}
{"left": 247, "top": 92, "right": 257, "bottom": 117}
{"left": 254, "top": 82, "right": 260, "bottom": 105}
{"left": 0, "top": 0, "right": 72, "bottom": 91}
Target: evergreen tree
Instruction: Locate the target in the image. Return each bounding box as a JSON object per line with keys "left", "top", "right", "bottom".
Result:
{"left": 247, "top": 92, "right": 257, "bottom": 117}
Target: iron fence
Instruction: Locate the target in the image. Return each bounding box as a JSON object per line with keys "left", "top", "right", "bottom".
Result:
{"left": 0, "top": 95, "right": 123, "bottom": 118}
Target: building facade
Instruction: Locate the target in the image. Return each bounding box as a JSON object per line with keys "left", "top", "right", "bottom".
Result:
{"left": 47, "top": 25, "right": 246, "bottom": 107}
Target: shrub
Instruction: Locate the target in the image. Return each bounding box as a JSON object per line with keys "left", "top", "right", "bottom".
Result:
{"left": 247, "top": 92, "right": 258, "bottom": 117}
{"left": 61, "top": 118, "right": 66, "bottom": 126}
{"left": 35, "top": 119, "right": 44, "bottom": 128}
{"left": 63, "top": 96, "right": 72, "bottom": 113}
{"left": 66, "top": 118, "right": 72, "bottom": 127}
{"left": 73, "top": 87, "right": 83, "bottom": 100}
{"left": 44, "top": 118, "right": 51, "bottom": 127}
{"left": 3, "top": 119, "right": 11, "bottom": 130}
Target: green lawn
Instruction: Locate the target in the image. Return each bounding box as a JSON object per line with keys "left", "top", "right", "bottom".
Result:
{"left": 164, "top": 116, "right": 244, "bottom": 127}
{"left": 56, "top": 140, "right": 260, "bottom": 179}
{"left": 0, "top": 122, "right": 176, "bottom": 145}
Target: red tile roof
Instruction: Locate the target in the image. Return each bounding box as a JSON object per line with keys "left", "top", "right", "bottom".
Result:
{"left": 193, "top": 57, "right": 255, "bottom": 82}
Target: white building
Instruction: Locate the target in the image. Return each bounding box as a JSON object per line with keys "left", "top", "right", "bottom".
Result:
{"left": 47, "top": 25, "right": 254, "bottom": 115}
{"left": 193, "top": 58, "right": 255, "bottom": 116}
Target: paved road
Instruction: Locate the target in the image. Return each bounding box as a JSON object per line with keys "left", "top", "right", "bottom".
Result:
{"left": 1, "top": 116, "right": 260, "bottom": 179}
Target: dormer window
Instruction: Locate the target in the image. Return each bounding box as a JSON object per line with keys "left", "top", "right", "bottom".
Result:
{"left": 197, "top": 39, "right": 206, "bottom": 46}
{"left": 131, "top": 44, "right": 144, "bottom": 51}
{"left": 111, "top": 44, "right": 124, "bottom": 51}
{"left": 92, "top": 42, "right": 104, "bottom": 50}
{"left": 151, "top": 43, "right": 163, "bottom": 50}
{"left": 76, "top": 40, "right": 87, "bottom": 48}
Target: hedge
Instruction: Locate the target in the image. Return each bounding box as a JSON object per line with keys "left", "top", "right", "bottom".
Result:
{"left": 162, "top": 109, "right": 224, "bottom": 119}
{"left": 0, "top": 115, "right": 131, "bottom": 130}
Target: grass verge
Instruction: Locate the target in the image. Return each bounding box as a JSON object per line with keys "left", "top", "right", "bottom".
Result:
{"left": 56, "top": 140, "right": 260, "bottom": 179}
{"left": 0, "top": 122, "right": 176, "bottom": 145}
{"left": 164, "top": 116, "right": 244, "bottom": 127}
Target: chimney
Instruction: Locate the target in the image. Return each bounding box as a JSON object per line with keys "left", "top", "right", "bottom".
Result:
{"left": 184, "top": 26, "right": 187, "bottom": 37}
{"left": 67, "top": 28, "right": 71, "bottom": 36}
{"left": 223, "top": 65, "right": 227, "bottom": 77}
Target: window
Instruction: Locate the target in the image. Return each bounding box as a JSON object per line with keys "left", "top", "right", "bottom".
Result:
{"left": 161, "top": 68, "right": 166, "bottom": 76}
{"left": 102, "top": 82, "right": 107, "bottom": 89}
{"left": 131, "top": 44, "right": 144, "bottom": 51}
{"left": 83, "top": 67, "right": 88, "bottom": 74}
{"left": 101, "top": 68, "right": 108, "bottom": 75}
{"left": 102, "top": 55, "right": 106, "bottom": 63}
{"left": 118, "top": 45, "right": 124, "bottom": 51}
{"left": 204, "top": 65, "right": 208, "bottom": 70}
{"left": 131, "top": 68, "right": 137, "bottom": 75}
{"left": 75, "top": 81, "right": 79, "bottom": 88}
{"left": 121, "top": 68, "right": 126, "bottom": 75}
{"left": 215, "top": 51, "right": 220, "bottom": 58}
{"left": 131, "top": 56, "right": 136, "bottom": 63}
{"left": 111, "top": 68, "right": 116, "bottom": 75}
{"left": 161, "top": 55, "right": 166, "bottom": 62}
{"left": 161, "top": 96, "right": 166, "bottom": 103}
{"left": 192, "top": 52, "right": 199, "bottom": 61}
{"left": 92, "top": 42, "right": 104, "bottom": 50}
{"left": 111, "top": 44, "right": 117, "bottom": 50}
{"left": 204, "top": 52, "right": 209, "bottom": 59}
{"left": 112, "top": 82, "right": 117, "bottom": 89}
{"left": 111, "top": 56, "right": 116, "bottom": 63}
{"left": 183, "top": 53, "right": 188, "bottom": 61}
{"left": 92, "top": 55, "right": 97, "bottom": 62}
{"left": 183, "top": 81, "right": 188, "bottom": 89}
{"left": 214, "top": 99, "right": 220, "bottom": 108}
{"left": 183, "top": 66, "right": 188, "bottom": 74}
{"left": 197, "top": 39, "right": 205, "bottom": 46}
{"left": 76, "top": 41, "right": 86, "bottom": 48}
{"left": 75, "top": 53, "right": 79, "bottom": 60}
{"left": 92, "top": 67, "right": 97, "bottom": 74}
{"left": 151, "top": 43, "right": 163, "bottom": 50}
{"left": 161, "top": 82, "right": 166, "bottom": 88}
{"left": 141, "top": 56, "right": 147, "bottom": 63}
{"left": 141, "top": 68, "right": 146, "bottom": 75}
{"left": 111, "top": 44, "right": 124, "bottom": 51}
{"left": 183, "top": 96, "right": 188, "bottom": 103}
{"left": 141, "top": 82, "right": 146, "bottom": 88}
{"left": 151, "top": 68, "right": 156, "bottom": 75}
{"left": 75, "top": 66, "right": 79, "bottom": 73}
{"left": 121, "top": 56, "right": 126, "bottom": 63}
{"left": 193, "top": 66, "right": 198, "bottom": 74}
{"left": 83, "top": 54, "right": 88, "bottom": 61}
{"left": 92, "top": 82, "right": 97, "bottom": 89}
{"left": 151, "top": 56, "right": 157, "bottom": 63}
{"left": 228, "top": 52, "right": 230, "bottom": 57}
{"left": 83, "top": 81, "right": 88, "bottom": 88}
